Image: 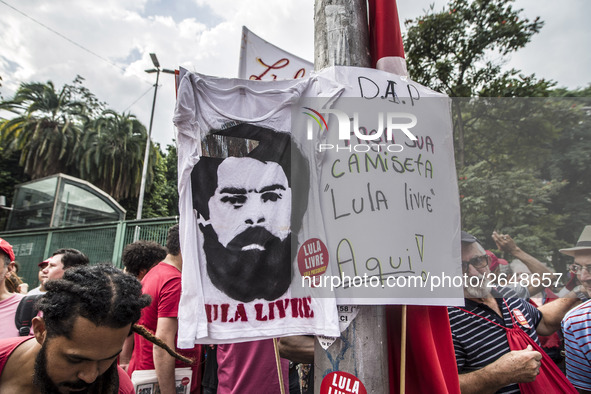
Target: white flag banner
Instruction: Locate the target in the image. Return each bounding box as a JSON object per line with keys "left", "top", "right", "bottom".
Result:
{"left": 238, "top": 26, "right": 314, "bottom": 81}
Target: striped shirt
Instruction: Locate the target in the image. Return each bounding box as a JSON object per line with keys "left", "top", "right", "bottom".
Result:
{"left": 448, "top": 287, "right": 542, "bottom": 394}
{"left": 562, "top": 299, "right": 591, "bottom": 390}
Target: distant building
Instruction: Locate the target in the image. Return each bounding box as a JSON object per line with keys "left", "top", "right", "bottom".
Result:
{"left": 6, "top": 173, "right": 125, "bottom": 230}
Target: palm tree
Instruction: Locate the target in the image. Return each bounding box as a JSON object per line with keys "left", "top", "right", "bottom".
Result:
{"left": 0, "top": 81, "right": 87, "bottom": 178}
{"left": 79, "top": 109, "right": 155, "bottom": 200}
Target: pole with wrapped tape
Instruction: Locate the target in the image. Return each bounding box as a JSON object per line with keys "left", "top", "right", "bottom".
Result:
{"left": 313, "top": 0, "right": 390, "bottom": 392}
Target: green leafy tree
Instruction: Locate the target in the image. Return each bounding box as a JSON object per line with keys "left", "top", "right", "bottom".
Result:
{"left": 459, "top": 162, "right": 567, "bottom": 260}
{"left": 0, "top": 146, "right": 30, "bottom": 228}
{"left": 118, "top": 143, "right": 178, "bottom": 219}
{"left": 404, "top": 0, "right": 544, "bottom": 96}
{"left": 550, "top": 84, "right": 591, "bottom": 98}
{"left": 0, "top": 146, "right": 29, "bottom": 200}
{"left": 458, "top": 98, "right": 562, "bottom": 170}
{"left": 141, "top": 144, "right": 170, "bottom": 218}
{"left": 0, "top": 81, "right": 88, "bottom": 178}
{"left": 65, "top": 75, "right": 107, "bottom": 118}
{"left": 543, "top": 96, "right": 591, "bottom": 261}
{"left": 404, "top": 0, "right": 551, "bottom": 167}
{"left": 79, "top": 109, "right": 153, "bottom": 201}
{"left": 406, "top": 1, "right": 591, "bottom": 273}
{"left": 140, "top": 143, "right": 179, "bottom": 218}
{"left": 0, "top": 77, "right": 167, "bottom": 218}
{"left": 454, "top": 96, "right": 588, "bottom": 269}
{"left": 161, "top": 143, "right": 179, "bottom": 216}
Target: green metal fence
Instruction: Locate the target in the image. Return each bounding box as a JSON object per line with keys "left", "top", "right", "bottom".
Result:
{"left": 0, "top": 217, "right": 178, "bottom": 289}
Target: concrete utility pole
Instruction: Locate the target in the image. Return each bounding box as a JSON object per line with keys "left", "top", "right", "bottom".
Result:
{"left": 314, "top": 0, "right": 371, "bottom": 69}
{"left": 313, "top": 0, "right": 390, "bottom": 392}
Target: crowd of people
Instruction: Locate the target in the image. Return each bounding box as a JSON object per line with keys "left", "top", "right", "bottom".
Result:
{"left": 0, "top": 225, "right": 290, "bottom": 394}
{"left": 0, "top": 224, "right": 590, "bottom": 393}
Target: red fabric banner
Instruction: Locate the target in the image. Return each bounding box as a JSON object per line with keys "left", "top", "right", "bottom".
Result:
{"left": 505, "top": 326, "right": 577, "bottom": 394}
{"left": 387, "top": 305, "right": 461, "bottom": 393}
{"left": 372, "top": 2, "right": 460, "bottom": 392}
{"left": 367, "top": 0, "right": 407, "bottom": 75}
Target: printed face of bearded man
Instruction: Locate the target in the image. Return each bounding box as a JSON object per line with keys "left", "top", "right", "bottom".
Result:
{"left": 197, "top": 157, "right": 293, "bottom": 302}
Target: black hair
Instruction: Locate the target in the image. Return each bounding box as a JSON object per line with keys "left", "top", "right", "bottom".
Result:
{"left": 1, "top": 251, "right": 10, "bottom": 267}
{"left": 52, "top": 248, "right": 90, "bottom": 269}
{"left": 37, "top": 264, "right": 192, "bottom": 368}
{"left": 166, "top": 224, "right": 181, "bottom": 256}
{"left": 191, "top": 123, "right": 310, "bottom": 236}
{"left": 38, "top": 264, "right": 151, "bottom": 339}
{"left": 122, "top": 241, "right": 167, "bottom": 277}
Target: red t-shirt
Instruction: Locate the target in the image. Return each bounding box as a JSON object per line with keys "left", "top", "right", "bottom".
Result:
{"left": 217, "top": 339, "right": 289, "bottom": 394}
{"left": 127, "top": 262, "right": 202, "bottom": 393}
{"left": 0, "top": 336, "right": 134, "bottom": 393}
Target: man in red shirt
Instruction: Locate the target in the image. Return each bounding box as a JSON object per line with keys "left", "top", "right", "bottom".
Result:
{"left": 0, "top": 264, "right": 150, "bottom": 393}
{"left": 128, "top": 225, "right": 202, "bottom": 393}
{"left": 121, "top": 240, "right": 167, "bottom": 280}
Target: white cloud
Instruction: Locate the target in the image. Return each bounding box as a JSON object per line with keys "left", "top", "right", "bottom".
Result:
{"left": 0, "top": 0, "right": 589, "bottom": 149}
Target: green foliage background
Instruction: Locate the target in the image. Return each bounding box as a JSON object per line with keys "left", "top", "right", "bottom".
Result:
{"left": 404, "top": 0, "right": 591, "bottom": 270}
{"left": 0, "top": 76, "right": 178, "bottom": 219}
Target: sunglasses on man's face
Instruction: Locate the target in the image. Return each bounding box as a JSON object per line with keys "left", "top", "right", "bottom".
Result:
{"left": 461, "top": 254, "right": 490, "bottom": 271}
{"left": 569, "top": 264, "right": 591, "bottom": 275}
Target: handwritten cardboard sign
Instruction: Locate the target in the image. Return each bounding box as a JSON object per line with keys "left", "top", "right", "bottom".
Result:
{"left": 293, "top": 66, "right": 463, "bottom": 305}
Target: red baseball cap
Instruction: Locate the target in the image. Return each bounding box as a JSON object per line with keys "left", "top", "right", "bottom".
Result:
{"left": 486, "top": 250, "right": 508, "bottom": 272}
{"left": 38, "top": 259, "right": 50, "bottom": 268}
{"left": 0, "top": 238, "right": 15, "bottom": 262}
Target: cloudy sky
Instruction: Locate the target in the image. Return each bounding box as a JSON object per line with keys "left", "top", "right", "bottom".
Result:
{"left": 1, "top": 0, "right": 589, "bottom": 148}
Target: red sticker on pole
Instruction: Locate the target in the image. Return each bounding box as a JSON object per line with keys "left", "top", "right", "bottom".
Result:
{"left": 297, "top": 238, "right": 329, "bottom": 278}
{"left": 320, "top": 371, "right": 367, "bottom": 394}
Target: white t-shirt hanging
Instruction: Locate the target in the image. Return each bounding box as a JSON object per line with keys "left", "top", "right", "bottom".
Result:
{"left": 174, "top": 71, "right": 343, "bottom": 346}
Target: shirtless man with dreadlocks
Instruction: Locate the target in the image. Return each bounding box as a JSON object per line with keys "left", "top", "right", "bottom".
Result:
{"left": 0, "top": 263, "right": 191, "bottom": 394}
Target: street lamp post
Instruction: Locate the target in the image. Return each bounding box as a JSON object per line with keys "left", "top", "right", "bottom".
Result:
{"left": 136, "top": 53, "right": 175, "bottom": 223}
{"left": 134, "top": 53, "right": 174, "bottom": 241}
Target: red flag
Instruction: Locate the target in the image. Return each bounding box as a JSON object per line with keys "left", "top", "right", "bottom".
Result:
{"left": 370, "top": 3, "right": 461, "bottom": 392}
{"left": 367, "top": 0, "right": 408, "bottom": 76}
{"left": 387, "top": 306, "right": 461, "bottom": 394}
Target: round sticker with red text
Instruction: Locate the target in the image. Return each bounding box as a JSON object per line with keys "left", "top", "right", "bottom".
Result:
{"left": 297, "top": 238, "right": 329, "bottom": 278}
{"left": 320, "top": 371, "right": 367, "bottom": 394}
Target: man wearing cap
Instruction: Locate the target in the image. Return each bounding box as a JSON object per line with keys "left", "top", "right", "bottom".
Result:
{"left": 27, "top": 259, "right": 49, "bottom": 296}
{"left": 561, "top": 225, "right": 591, "bottom": 392}
{"left": 448, "top": 231, "right": 582, "bottom": 393}
{"left": 0, "top": 238, "right": 25, "bottom": 339}
{"left": 13, "top": 249, "right": 89, "bottom": 337}
{"left": 41, "top": 248, "right": 89, "bottom": 285}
